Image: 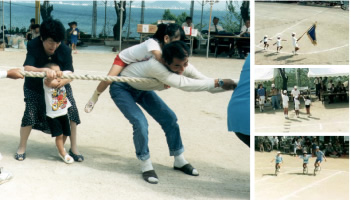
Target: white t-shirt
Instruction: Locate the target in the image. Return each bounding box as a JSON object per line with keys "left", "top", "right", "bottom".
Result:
{"left": 263, "top": 37, "right": 268, "bottom": 42}
{"left": 327, "top": 82, "right": 332, "bottom": 89}
{"left": 0, "top": 70, "right": 7, "bottom": 79}
{"left": 282, "top": 95, "right": 289, "bottom": 107}
{"left": 120, "top": 58, "right": 223, "bottom": 93}
{"left": 292, "top": 37, "right": 298, "bottom": 47}
{"left": 291, "top": 89, "right": 300, "bottom": 97}
{"left": 305, "top": 99, "right": 311, "bottom": 105}
{"left": 294, "top": 99, "right": 300, "bottom": 110}
{"left": 276, "top": 39, "right": 282, "bottom": 47}
{"left": 43, "top": 79, "right": 72, "bottom": 118}
{"left": 118, "top": 38, "right": 161, "bottom": 64}
{"left": 182, "top": 22, "right": 194, "bottom": 29}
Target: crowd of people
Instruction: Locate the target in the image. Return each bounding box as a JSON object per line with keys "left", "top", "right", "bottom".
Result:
{"left": 256, "top": 136, "right": 349, "bottom": 158}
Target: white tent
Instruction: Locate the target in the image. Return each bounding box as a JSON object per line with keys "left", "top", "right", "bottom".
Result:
{"left": 255, "top": 68, "right": 279, "bottom": 82}
{"left": 308, "top": 68, "right": 350, "bottom": 78}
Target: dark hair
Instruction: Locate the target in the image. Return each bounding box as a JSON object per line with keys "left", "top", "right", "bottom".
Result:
{"left": 213, "top": 17, "right": 219, "bottom": 20}
{"left": 30, "top": 18, "right": 35, "bottom": 23}
{"left": 186, "top": 16, "right": 192, "bottom": 21}
{"left": 40, "top": 18, "right": 65, "bottom": 42}
{"left": 162, "top": 41, "right": 190, "bottom": 65}
{"left": 152, "top": 23, "right": 185, "bottom": 45}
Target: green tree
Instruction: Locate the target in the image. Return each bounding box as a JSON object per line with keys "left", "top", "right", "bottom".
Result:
{"left": 220, "top": 0, "right": 242, "bottom": 33}
{"left": 161, "top": 9, "right": 188, "bottom": 25}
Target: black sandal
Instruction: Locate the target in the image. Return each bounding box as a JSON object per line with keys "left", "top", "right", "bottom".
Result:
{"left": 69, "top": 149, "right": 84, "bottom": 162}
{"left": 174, "top": 164, "right": 199, "bottom": 176}
{"left": 142, "top": 170, "right": 159, "bottom": 184}
{"left": 15, "top": 152, "right": 26, "bottom": 161}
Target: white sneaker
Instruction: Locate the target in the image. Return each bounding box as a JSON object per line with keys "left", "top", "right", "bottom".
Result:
{"left": 0, "top": 170, "right": 13, "bottom": 185}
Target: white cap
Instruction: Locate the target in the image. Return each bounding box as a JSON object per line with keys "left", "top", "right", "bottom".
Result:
{"left": 277, "top": 35, "right": 281, "bottom": 38}
{"left": 292, "top": 32, "right": 296, "bottom": 35}
{"left": 264, "top": 35, "right": 268, "bottom": 37}
{"left": 294, "top": 86, "right": 297, "bottom": 89}
{"left": 272, "top": 84, "right": 275, "bottom": 87}
{"left": 316, "top": 146, "right": 320, "bottom": 149}
{"left": 283, "top": 90, "right": 287, "bottom": 94}
{"left": 277, "top": 151, "right": 281, "bottom": 154}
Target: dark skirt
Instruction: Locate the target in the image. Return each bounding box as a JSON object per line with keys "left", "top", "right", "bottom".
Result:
{"left": 21, "top": 84, "right": 80, "bottom": 134}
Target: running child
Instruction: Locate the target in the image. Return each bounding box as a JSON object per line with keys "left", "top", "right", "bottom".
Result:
{"left": 298, "top": 151, "right": 312, "bottom": 170}
{"left": 260, "top": 35, "right": 272, "bottom": 50}
{"left": 271, "top": 151, "right": 283, "bottom": 172}
{"left": 292, "top": 32, "right": 301, "bottom": 55}
{"left": 85, "top": 23, "right": 185, "bottom": 113}
{"left": 69, "top": 22, "right": 80, "bottom": 54}
{"left": 43, "top": 64, "right": 74, "bottom": 164}
{"left": 273, "top": 36, "right": 287, "bottom": 53}
{"left": 281, "top": 90, "right": 289, "bottom": 119}
{"left": 303, "top": 95, "right": 311, "bottom": 116}
{"left": 294, "top": 96, "right": 300, "bottom": 118}
{"left": 315, "top": 146, "right": 327, "bottom": 170}
{"left": 257, "top": 84, "right": 265, "bottom": 112}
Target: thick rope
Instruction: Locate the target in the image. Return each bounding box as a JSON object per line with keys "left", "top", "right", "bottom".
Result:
{"left": 20, "top": 71, "right": 160, "bottom": 84}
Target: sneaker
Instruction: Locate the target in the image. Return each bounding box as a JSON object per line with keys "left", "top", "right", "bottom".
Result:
{"left": 0, "top": 169, "right": 13, "bottom": 185}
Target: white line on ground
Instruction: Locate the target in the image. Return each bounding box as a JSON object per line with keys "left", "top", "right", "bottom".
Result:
{"left": 256, "top": 44, "right": 349, "bottom": 55}
{"left": 279, "top": 171, "right": 343, "bottom": 200}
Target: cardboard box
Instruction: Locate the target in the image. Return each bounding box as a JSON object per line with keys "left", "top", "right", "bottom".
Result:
{"left": 137, "top": 24, "right": 158, "bottom": 33}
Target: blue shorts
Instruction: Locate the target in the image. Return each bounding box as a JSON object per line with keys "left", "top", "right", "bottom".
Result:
{"left": 71, "top": 37, "right": 78, "bottom": 45}
{"left": 315, "top": 158, "right": 323, "bottom": 163}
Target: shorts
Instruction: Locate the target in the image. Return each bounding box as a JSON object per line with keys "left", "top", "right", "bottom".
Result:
{"left": 264, "top": 42, "right": 267, "bottom": 45}
{"left": 71, "top": 37, "right": 78, "bottom": 45}
{"left": 46, "top": 115, "right": 71, "bottom": 137}
{"left": 283, "top": 104, "right": 288, "bottom": 109}
{"left": 113, "top": 54, "right": 128, "bottom": 67}
{"left": 259, "top": 96, "right": 265, "bottom": 104}
{"left": 315, "top": 158, "right": 323, "bottom": 163}
{"left": 305, "top": 105, "right": 310, "bottom": 108}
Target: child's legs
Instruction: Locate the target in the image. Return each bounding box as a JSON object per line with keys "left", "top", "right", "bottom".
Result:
{"left": 303, "top": 163, "right": 306, "bottom": 168}
{"left": 56, "top": 134, "right": 66, "bottom": 156}
{"left": 96, "top": 64, "right": 124, "bottom": 93}
{"left": 307, "top": 107, "right": 310, "bottom": 114}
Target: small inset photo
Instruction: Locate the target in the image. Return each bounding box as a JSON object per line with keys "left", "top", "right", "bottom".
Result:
{"left": 255, "top": 68, "right": 349, "bottom": 133}
{"left": 255, "top": 136, "right": 349, "bottom": 200}
{"left": 255, "top": 1, "right": 349, "bottom": 65}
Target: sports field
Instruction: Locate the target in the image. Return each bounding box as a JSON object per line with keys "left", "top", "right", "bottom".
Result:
{"left": 0, "top": 50, "right": 249, "bottom": 200}
{"left": 255, "top": 151, "right": 349, "bottom": 200}
{"left": 255, "top": 2, "right": 349, "bottom": 65}
{"left": 255, "top": 100, "right": 349, "bottom": 133}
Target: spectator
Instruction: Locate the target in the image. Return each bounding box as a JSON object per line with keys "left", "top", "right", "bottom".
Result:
{"left": 31, "top": 24, "right": 40, "bottom": 39}
{"left": 210, "top": 17, "right": 224, "bottom": 33}
{"left": 182, "top": 17, "right": 198, "bottom": 54}
{"left": 270, "top": 84, "right": 279, "bottom": 110}
{"left": 314, "top": 77, "right": 321, "bottom": 101}
{"left": 26, "top": 18, "right": 36, "bottom": 40}
{"left": 239, "top": 19, "right": 250, "bottom": 37}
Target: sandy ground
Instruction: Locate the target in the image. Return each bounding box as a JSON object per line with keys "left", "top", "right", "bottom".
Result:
{"left": 255, "top": 100, "right": 349, "bottom": 133}
{"left": 255, "top": 2, "right": 349, "bottom": 65}
{"left": 0, "top": 50, "right": 249, "bottom": 200}
{"left": 255, "top": 151, "right": 349, "bottom": 200}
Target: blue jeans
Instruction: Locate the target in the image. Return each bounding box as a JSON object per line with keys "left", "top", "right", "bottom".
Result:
{"left": 109, "top": 82, "right": 184, "bottom": 161}
{"left": 271, "top": 95, "right": 279, "bottom": 109}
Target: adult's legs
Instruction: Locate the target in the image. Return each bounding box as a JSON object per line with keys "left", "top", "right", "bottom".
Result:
{"left": 16, "top": 126, "right": 32, "bottom": 156}
{"left": 139, "top": 91, "right": 198, "bottom": 176}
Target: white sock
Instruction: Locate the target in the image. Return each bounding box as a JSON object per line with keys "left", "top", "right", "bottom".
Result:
{"left": 174, "top": 154, "right": 199, "bottom": 176}
{"left": 141, "top": 158, "right": 154, "bottom": 173}
{"left": 140, "top": 159, "right": 158, "bottom": 183}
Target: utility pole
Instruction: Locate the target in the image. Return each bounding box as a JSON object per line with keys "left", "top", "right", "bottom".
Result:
{"left": 92, "top": 0, "right": 97, "bottom": 38}
{"left": 140, "top": 0, "right": 145, "bottom": 24}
